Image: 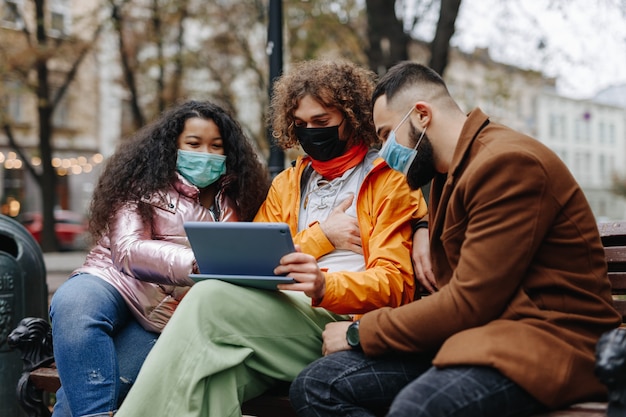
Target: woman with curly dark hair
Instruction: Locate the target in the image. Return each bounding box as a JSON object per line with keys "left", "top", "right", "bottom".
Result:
{"left": 49, "top": 100, "right": 270, "bottom": 417}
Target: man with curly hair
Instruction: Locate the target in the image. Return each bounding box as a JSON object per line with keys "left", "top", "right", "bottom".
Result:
{"left": 115, "top": 59, "right": 429, "bottom": 417}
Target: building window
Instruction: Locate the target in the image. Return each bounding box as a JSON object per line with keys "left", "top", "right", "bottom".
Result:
{"left": 573, "top": 152, "right": 581, "bottom": 174}
{"left": 598, "top": 121, "right": 605, "bottom": 144}
{"left": 49, "top": 0, "right": 70, "bottom": 36}
{"left": 549, "top": 113, "right": 567, "bottom": 141}
{"left": 1, "top": 0, "right": 22, "bottom": 27}
{"left": 574, "top": 119, "right": 582, "bottom": 142}
{"left": 2, "top": 80, "right": 27, "bottom": 124}
{"left": 52, "top": 90, "right": 71, "bottom": 128}
{"left": 599, "top": 154, "right": 608, "bottom": 178}
{"left": 549, "top": 113, "right": 557, "bottom": 139}
{"left": 8, "top": 92, "right": 25, "bottom": 123}
{"left": 559, "top": 114, "right": 566, "bottom": 140}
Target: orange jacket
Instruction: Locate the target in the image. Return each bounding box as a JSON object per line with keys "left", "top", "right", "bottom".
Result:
{"left": 254, "top": 149, "right": 428, "bottom": 315}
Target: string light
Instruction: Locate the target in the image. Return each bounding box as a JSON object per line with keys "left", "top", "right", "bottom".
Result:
{"left": 0, "top": 151, "right": 104, "bottom": 176}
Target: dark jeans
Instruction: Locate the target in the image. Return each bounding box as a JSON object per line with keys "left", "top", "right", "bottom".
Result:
{"left": 290, "top": 350, "right": 548, "bottom": 417}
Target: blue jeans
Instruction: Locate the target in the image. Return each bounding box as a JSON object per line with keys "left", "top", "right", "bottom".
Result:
{"left": 49, "top": 274, "right": 159, "bottom": 417}
{"left": 289, "top": 350, "right": 548, "bottom": 417}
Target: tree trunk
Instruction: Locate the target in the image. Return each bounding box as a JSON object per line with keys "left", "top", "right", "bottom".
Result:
{"left": 152, "top": 0, "right": 166, "bottom": 113}
{"left": 170, "top": 1, "right": 188, "bottom": 105}
{"left": 428, "top": 0, "right": 462, "bottom": 76}
{"left": 111, "top": 1, "right": 145, "bottom": 131}
{"left": 35, "top": 0, "right": 59, "bottom": 252}
{"left": 365, "top": 0, "right": 409, "bottom": 75}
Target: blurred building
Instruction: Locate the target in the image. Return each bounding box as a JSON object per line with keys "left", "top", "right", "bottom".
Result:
{"left": 409, "top": 40, "right": 626, "bottom": 220}
{"left": 536, "top": 87, "right": 626, "bottom": 220}
{"left": 409, "top": 40, "right": 553, "bottom": 136}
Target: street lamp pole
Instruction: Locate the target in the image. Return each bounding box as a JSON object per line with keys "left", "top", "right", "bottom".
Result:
{"left": 267, "top": 0, "right": 284, "bottom": 178}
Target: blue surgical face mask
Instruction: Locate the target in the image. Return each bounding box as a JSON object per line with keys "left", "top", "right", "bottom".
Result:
{"left": 378, "top": 107, "right": 427, "bottom": 175}
{"left": 176, "top": 150, "right": 226, "bottom": 188}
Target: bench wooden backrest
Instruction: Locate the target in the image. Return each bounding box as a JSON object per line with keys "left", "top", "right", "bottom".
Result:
{"left": 598, "top": 221, "right": 626, "bottom": 321}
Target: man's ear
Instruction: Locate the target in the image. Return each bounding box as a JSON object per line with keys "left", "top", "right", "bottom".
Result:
{"left": 414, "top": 102, "right": 431, "bottom": 127}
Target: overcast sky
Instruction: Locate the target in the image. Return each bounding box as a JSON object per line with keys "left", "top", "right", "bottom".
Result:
{"left": 406, "top": 0, "right": 626, "bottom": 99}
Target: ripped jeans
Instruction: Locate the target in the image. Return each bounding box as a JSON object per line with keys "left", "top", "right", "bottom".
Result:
{"left": 49, "top": 274, "right": 159, "bottom": 417}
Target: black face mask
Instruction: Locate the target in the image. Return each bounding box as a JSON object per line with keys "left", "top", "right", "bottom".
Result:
{"left": 406, "top": 122, "right": 437, "bottom": 190}
{"left": 295, "top": 124, "right": 347, "bottom": 161}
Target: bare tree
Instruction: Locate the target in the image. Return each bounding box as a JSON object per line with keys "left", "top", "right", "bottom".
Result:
{"left": 286, "top": 0, "right": 368, "bottom": 64}
{"left": 365, "top": 0, "right": 409, "bottom": 75}
{"left": 365, "top": 0, "right": 462, "bottom": 76}
{"left": 110, "top": 0, "right": 146, "bottom": 131}
{"left": 0, "top": 0, "right": 103, "bottom": 252}
{"left": 429, "top": 0, "right": 462, "bottom": 76}
{"left": 97, "top": 0, "right": 371, "bottom": 164}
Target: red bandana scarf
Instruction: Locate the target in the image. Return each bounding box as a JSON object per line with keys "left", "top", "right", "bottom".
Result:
{"left": 310, "top": 143, "right": 368, "bottom": 180}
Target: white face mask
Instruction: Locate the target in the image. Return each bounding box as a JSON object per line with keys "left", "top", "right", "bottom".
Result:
{"left": 378, "top": 107, "right": 427, "bottom": 175}
{"left": 176, "top": 150, "right": 226, "bottom": 188}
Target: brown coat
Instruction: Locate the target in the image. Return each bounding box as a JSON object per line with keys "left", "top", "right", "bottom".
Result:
{"left": 359, "top": 108, "right": 621, "bottom": 408}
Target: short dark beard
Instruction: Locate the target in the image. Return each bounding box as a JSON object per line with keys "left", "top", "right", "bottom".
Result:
{"left": 406, "top": 122, "right": 436, "bottom": 190}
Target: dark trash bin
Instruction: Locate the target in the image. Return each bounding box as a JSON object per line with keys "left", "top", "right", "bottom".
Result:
{"left": 0, "top": 214, "right": 47, "bottom": 417}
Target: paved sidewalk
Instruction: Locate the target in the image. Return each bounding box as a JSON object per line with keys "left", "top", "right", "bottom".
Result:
{"left": 43, "top": 251, "right": 87, "bottom": 298}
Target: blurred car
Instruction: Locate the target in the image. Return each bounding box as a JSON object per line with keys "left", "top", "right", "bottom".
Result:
{"left": 20, "top": 210, "right": 88, "bottom": 251}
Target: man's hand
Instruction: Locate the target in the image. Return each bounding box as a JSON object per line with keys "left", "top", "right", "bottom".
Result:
{"left": 319, "top": 194, "right": 363, "bottom": 254}
{"left": 412, "top": 227, "right": 437, "bottom": 293}
{"left": 275, "top": 245, "right": 326, "bottom": 300}
{"left": 321, "top": 321, "right": 352, "bottom": 356}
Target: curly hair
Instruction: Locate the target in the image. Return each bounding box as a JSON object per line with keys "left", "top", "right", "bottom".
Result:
{"left": 89, "top": 100, "right": 271, "bottom": 240}
{"left": 269, "top": 59, "right": 379, "bottom": 150}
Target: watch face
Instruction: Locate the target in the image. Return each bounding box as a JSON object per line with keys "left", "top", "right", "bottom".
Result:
{"left": 347, "top": 321, "right": 360, "bottom": 347}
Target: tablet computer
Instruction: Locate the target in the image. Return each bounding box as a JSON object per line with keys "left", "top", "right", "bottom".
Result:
{"left": 184, "top": 221, "right": 296, "bottom": 290}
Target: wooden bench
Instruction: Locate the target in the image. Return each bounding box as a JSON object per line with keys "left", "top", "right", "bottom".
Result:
{"left": 8, "top": 221, "right": 626, "bottom": 417}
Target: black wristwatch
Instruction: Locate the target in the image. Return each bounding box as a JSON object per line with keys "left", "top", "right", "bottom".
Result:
{"left": 346, "top": 320, "right": 362, "bottom": 351}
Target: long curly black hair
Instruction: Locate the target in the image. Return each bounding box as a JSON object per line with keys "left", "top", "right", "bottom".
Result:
{"left": 89, "top": 100, "right": 271, "bottom": 240}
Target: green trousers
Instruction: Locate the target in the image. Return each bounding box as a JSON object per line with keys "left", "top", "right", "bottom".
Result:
{"left": 115, "top": 279, "right": 344, "bottom": 417}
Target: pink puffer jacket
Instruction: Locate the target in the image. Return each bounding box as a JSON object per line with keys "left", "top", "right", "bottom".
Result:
{"left": 72, "top": 173, "right": 239, "bottom": 332}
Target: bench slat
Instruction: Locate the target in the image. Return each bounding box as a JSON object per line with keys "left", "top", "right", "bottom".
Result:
{"left": 604, "top": 246, "right": 626, "bottom": 264}
{"left": 598, "top": 221, "right": 626, "bottom": 240}
{"left": 30, "top": 365, "right": 61, "bottom": 393}
{"left": 608, "top": 272, "right": 626, "bottom": 292}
